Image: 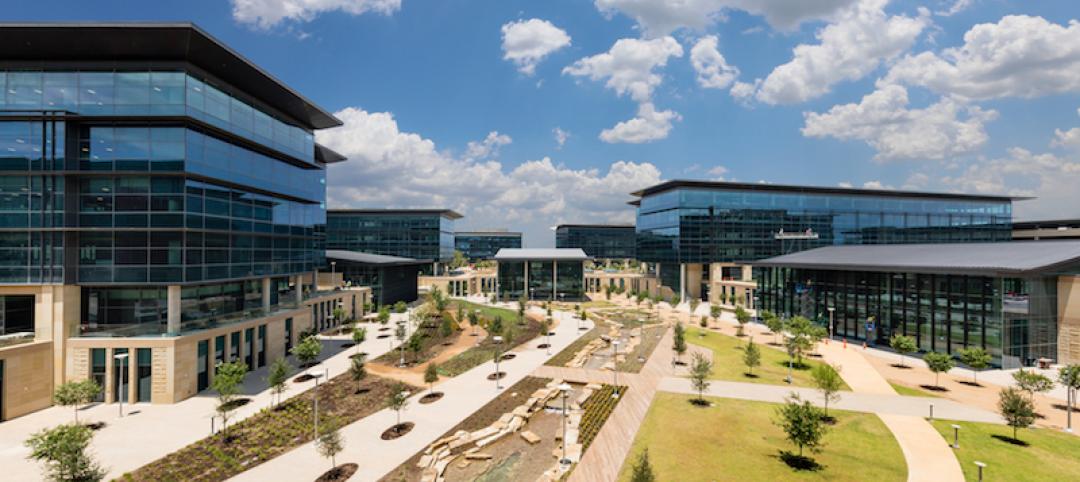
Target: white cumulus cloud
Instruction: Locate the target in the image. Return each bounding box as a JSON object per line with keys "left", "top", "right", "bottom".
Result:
{"left": 317, "top": 107, "right": 662, "bottom": 245}
{"left": 231, "top": 0, "right": 400, "bottom": 29}
{"left": 593, "top": 0, "right": 860, "bottom": 36}
{"left": 553, "top": 127, "right": 570, "bottom": 149}
{"left": 802, "top": 84, "right": 997, "bottom": 161}
{"left": 500, "top": 19, "right": 572, "bottom": 76}
{"left": 883, "top": 15, "right": 1080, "bottom": 101}
{"left": 690, "top": 35, "right": 740, "bottom": 89}
{"left": 563, "top": 36, "right": 684, "bottom": 103}
{"left": 751, "top": 0, "right": 929, "bottom": 105}
{"left": 599, "top": 103, "right": 681, "bottom": 144}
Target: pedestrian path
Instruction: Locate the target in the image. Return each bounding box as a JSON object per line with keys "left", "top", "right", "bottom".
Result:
{"left": 0, "top": 315, "right": 413, "bottom": 482}
{"left": 230, "top": 308, "right": 594, "bottom": 482}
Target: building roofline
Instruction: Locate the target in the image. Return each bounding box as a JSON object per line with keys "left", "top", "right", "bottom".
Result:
{"left": 1012, "top": 218, "right": 1080, "bottom": 229}
{"left": 326, "top": 250, "right": 431, "bottom": 267}
{"left": 455, "top": 231, "right": 522, "bottom": 237}
{"left": 315, "top": 143, "right": 347, "bottom": 164}
{"left": 327, "top": 208, "right": 464, "bottom": 219}
{"left": 629, "top": 179, "right": 1029, "bottom": 202}
{"left": 0, "top": 22, "right": 342, "bottom": 129}
{"left": 555, "top": 224, "right": 635, "bottom": 230}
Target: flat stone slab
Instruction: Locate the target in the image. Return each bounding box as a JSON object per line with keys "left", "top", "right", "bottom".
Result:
{"left": 520, "top": 430, "right": 541, "bottom": 444}
{"left": 465, "top": 452, "right": 493, "bottom": 460}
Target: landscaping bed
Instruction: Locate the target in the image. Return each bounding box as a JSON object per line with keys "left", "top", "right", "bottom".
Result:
{"left": 380, "top": 376, "right": 552, "bottom": 482}
{"left": 372, "top": 317, "right": 463, "bottom": 367}
{"left": 544, "top": 324, "right": 605, "bottom": 367}
{"left": 120, "top": 374, "right": 414, "bottom": 482}
{"left": 615, "top": 325, "right": 666, "bottom": 374}
{"left": 437, "top": 312, "right": 544, "bottom": 378}
{"left": 577, "top": 384, "right": 624, "bottom": 450}
{"left": 617, "top": 393, "right": 906, "bottom": 481}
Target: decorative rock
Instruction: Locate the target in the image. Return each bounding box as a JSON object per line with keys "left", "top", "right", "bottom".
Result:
{"left": 520, "top": 430, "right": 541, "bottom": 444}
{"left": 512, "top": 405, "right": 530, "bottom": 418}
{"left": 417, "top": 455, "right": 433, "bottom": 468}
{"left": 456, "top": 460, "right": 470, "bottom": 469}
{"left": 433, "top": 458, "right": 452, "bottom": 476}
{"left": 420, "top": 468, "right": 438, "bottom": 482}
{"left": 465, "top": 452, "right": 493, "bottom": 460}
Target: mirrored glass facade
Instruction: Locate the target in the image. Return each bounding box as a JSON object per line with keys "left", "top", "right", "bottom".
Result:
{"left": 555, "top": 225, "right": 636, "bottom": 260}
{"left": 758, "top": 267, "right": 1058, "bottom": 368}
{"left": 454, "top": 232, "right": 521, "bottom": 261}
{"left": 496, "top": 260, "right": 585, "bottom": 301}
{"left": 326, "top": 210, "right": 458, "bottom": 263}
{"left": 635, "top": 184, "right": 1013, "bottom": 265}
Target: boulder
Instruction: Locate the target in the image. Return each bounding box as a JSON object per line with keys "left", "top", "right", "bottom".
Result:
{"left": 420, "top": 468, "right": 438, "bottom": 482}
{"left": 520, "top": 430, "right": 541, "bottom": 444}
{"left": 511, "top": 405, "right": 531, "bottom": 418}
{"left": 417, "top": 454, "right": 433, "bottom": 469}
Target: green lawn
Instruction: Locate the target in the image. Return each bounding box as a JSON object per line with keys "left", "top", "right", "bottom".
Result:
{"left": 930, "top": 420, "right": 1080, "bottom": 481}
{"left": 888, "top": 382, "right": 942, "bottom": 398}
{"left": 450, "top": 300, "right": 518, "bottom": 323}
{"left": 618, "top": 393, "right": 906, "bottom": 482}
{"left": 685, "top": 327, "right": 849, "bottom": 390}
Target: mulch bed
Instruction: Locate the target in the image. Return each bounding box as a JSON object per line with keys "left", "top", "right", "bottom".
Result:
{"left": 219, "top": 398, "right": 252, "bottom": 411}
{"left": 126, "top": 374, "right": 413, "bottom": 482}
{"left": 919, "top": 384, "right": 950, "bottom": 392}
{"left": 381, "top": 422, "right": 415, "bottom": 440}
{"left": 87, "top": 421, "right": 107, "bottom": 431}
{"left": 294, "top": 374, "right": 318, "bottom": 383}
{"left": 487, "top": 371, "right": 507, "bottom": 380}
{"left": 315, "top": 463, "right": 358, "bottom": 482}
{"left": 419, "top": 392, "right": 444, "bottom": 404}
{"left": 377, "top": 334, "right": 390, "bottom": 339}
{"left": 536, "top": 343, "right": 551, "bottom": 349}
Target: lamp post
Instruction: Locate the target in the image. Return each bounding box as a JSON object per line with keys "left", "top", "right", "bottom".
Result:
{"left": 114, "top": 352, "right": 129, "bottom": 417}
{"left": 1067, "top": 386, "right": 1073, "bottom": 433}
{"left": 313, "top": 371, "right": 320, "bottom": 437}
{"left": 951, "top": 424, "right": 961, "bottom": 449}
{"left": 330, "top": 261, "right": 337, "bottom": 288}
{"left": 612, "top": 340, "right": 621, "bottom": 398}
{"left": 827, "top": 307, "right": 835, "bottom": 340}
{"left": 558, "top": 383, "right": 572, "bottom": 469}
{"left": 493, "top": 335, "right": 504, "bottom": 389}
{"left": 974, "top": 461, "right": 986, "bottom": 482}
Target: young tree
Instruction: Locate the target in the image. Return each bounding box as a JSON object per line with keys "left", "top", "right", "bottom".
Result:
{"left": 394, "top": 323, "right": 408, "bottom": 366}
{"left": 212, "top": 361, "right": 248, "bottom": 439}
{"left": 292, "top": 335, "right": 323, "bottom": 370}
{"left": 734, "top": 306, "right": 750, "bottom": 337}
{"left": 517, "top": 295, "right": 527, "bottom": 323}
{"left": 387, "top": 383, "right": 410, "bottom": 427}
{"left": 1013, "top": 369, "right": 1054, "bottom": 402}
{"left": 604, "top": 284, "right": 613, "bottom": 300}
{"left": 546, "top": 302, "right": 552, "bottom": 317}
{"left": 629, "top": 448, "right": 656, "bottom": 482}
{"left": 889, "top": 335, "right": 917, "bottom": 368}
{"left": 710, "top": 304, "right": 722, "bottom": 327}
{"left": 489, "top": 315, "right": 504, "bottom": 338}
{"left": 774, "top": 393, "right": 828, "bottom": 457}
{"left": 811, "top": 364, "right": 843, "bottom": 418}
{"left": 998, "top": 387, "right": 1036, "bottom": 441}
{"left": 957, "top": 347, "right": 992, "bottom": 385}
{"left": 636, "top": 292, "right": 647, "bottom": 307}
{"left": 393, "top": 301, "right": 407, "bottom": 314}
{"left": 25, "top": 423, "right": 106, "bottom": 482}
{"left": 267, "top": 358, "right": 291, "bottom": 407}
{"left": 689, "top": 352, "right": 713, "bottom": 403}
{"left": 672, "top": 322, "right": 687, "bottom": 364}
{"left": 743, "top": 338, "right": 761, "bottom": 376}
{"left": 689, "top": 298, "right": 701, "bottom": 314}
{"left": 332, "top": 307, "right": 346, "bottom": 326}
{"left": 407, "top": 335, "right": 423, "bottom": 363}
{"left": 351, "top": 326, "right": 367, "bottom": 357}
{"left": 424, "top": 362, "right": 439, "bottom": 394}
{"left": 467, "top": 309, "right": 480, "bottom": 329}
{"left": 315, "top": 417, "right": 345, "bottom": 469}
{"left": 764, "top": 313, "right": 785, "bottom": 346}
{"left": 671, "top": 294, "right": 681, "bottom": 307}
{"left": 449, "top": 249, "right": 468, "bottom": 269}
{"left": 439, "top": 317, "right": 453, "bottom": 339}
{"left": 1058, "top": 364, "right": 1080, "bottom": 425}
{"left": 785, "top": 317, "right": 815, "bottom": 366}
{"left": 53, "top": 380, "right": 100, "bottom": 424}
{"left": 377, "top": 306, "right": 391, "bottom": 325}
{"left": 455, "top": 303, "right": 464, "bottom": 325}
{"left": 923, "top": 352, "right": 955, "bottom": 389}
{"left": 349, "top": 354, "right": 367, "bottom": 394}
{"left": 540, "top": 317, "right": 552, "bottom": 347}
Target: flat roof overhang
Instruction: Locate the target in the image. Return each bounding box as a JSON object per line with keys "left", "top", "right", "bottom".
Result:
{"left": 328, "top": 208, "right": 464, "bottom": 220}
{"left": 0, "top": 22, "right": 341, "bottom": 130}
{"left": 630, "top": 179, "right": 1028, "bottom": 203}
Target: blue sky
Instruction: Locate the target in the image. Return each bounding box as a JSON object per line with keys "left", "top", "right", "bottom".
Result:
{"left": 9, "top": 0, "right": 1080, "bottom": 246}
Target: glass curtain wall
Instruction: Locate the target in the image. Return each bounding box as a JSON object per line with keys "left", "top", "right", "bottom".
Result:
{"left": 528, "top": 261, "right": 554, "bottom": 300}
{"left": 497, "top": 261, "right": 525, "bottom": 300}
{"left": 555, "top": 262, "right": 585, "bottom": 299}
{"left": 758, "top": 267, "right": 1057, "bottom": 367}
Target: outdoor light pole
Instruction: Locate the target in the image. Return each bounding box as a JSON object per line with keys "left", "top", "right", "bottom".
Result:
{"left": 975, "top": 461, "right": 986, "bottom": 481}
{"left": 612, "top": 340, "right": 621, "bottom": 398}
{"left": 951, "top": 424, "right": 960, "bottom": 449}
{"left": 313, "top": 373, "right": 320, "bottom": 437}
{"left": 330, "top": 261, "right": 336, "bottom": 286}
{"left": 1067, "top": 387, "right": 1073, "bottom": 433}
{"left": 114, "top": 352, "right": 129, "bottom": 417}
{"left": 559, "top": 383, "right": 572, "bottom": 468}
{"left": 493, "top": 335, "right": 504, "bottom": 389}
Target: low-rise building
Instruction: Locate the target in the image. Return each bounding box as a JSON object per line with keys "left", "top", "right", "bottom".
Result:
{"left": 326, "top": 250, "right": 428, "bottom": 307}
{"left": 494, "top": 248, "right": 589, "bottom": 301}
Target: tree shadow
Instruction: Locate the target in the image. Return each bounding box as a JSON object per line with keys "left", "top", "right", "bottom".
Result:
{"left": 919, "top": 384, "right": 949, "bottom": 392}
{"left": 957, "top": 380, "right": 983, "bottom": 387}
{"left": 743, "top": 373, "right": 760, "bottom": 379}
{"left": 775, "top": 360, "right": 811, "bottom": 371}
{"left": 688, "top": 398, "right": 712, "bottom": 407}
{"left": 777, "top": 451, "right": 823, "bottom": 471}
{"left": 889, "top": 363, "right": 913, "bottom": 370}
{"left": 991, "top": 434, "right": 1030, "bottom": 447}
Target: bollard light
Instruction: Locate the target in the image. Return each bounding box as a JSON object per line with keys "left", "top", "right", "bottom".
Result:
{"left": 929, "top": 402, "right": 934, "bottom": 421}
{"left": 951, "top": 424, "right": 960, "bottom": 449}
{"left": 974, "top": 461, "right": 986, "bottom": 482}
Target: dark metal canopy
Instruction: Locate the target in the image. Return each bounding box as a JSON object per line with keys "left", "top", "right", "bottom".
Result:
{"left": 753, "top": 240, "right": 1080, "bottom": 277}
{"left": 326, "top": 250, "right": 431, "bottom": 267}
{"left": 328, "top": 208, "right": 464, "bottom": 220}
{"left": 0, "top": 22, "right": 342, "bottom": 130}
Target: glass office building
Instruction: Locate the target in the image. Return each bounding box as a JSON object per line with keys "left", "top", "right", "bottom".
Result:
{"left": 494, "top": 249, "right": 588, "bottom": 301}
{"left": 631, "top": 180, "right": 1017, "bottom": 296}
{"left": 755, "top": 242, "right": 1075, "bottom": 368}
{"left": 455, "top": 231, "right": 522, "bottom": 261}
{"left": 326, "top": 209, "right": 460, "bottom": 273}
{"left": 555, "top": 224, "right": 636, "bottom": 260}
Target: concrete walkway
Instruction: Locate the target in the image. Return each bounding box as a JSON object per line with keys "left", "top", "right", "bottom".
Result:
{"left": 230, "top": 306, "right": 594, "bottom": 482}
{"left": 657, "top": 378, "right": 1002, "bottom": 423}
{"left": 0, "top": 314, "right": 414, "bottom": 482}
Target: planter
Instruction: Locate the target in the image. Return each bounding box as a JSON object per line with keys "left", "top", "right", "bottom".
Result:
{"left": 419, "top": 392, "right": 444, "bottom": 404}
{"left": 381, "top": 422, "right": 415, "bottom": 440}
{"left": 315, "top": 463, "right": 358, "bottom": 482}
